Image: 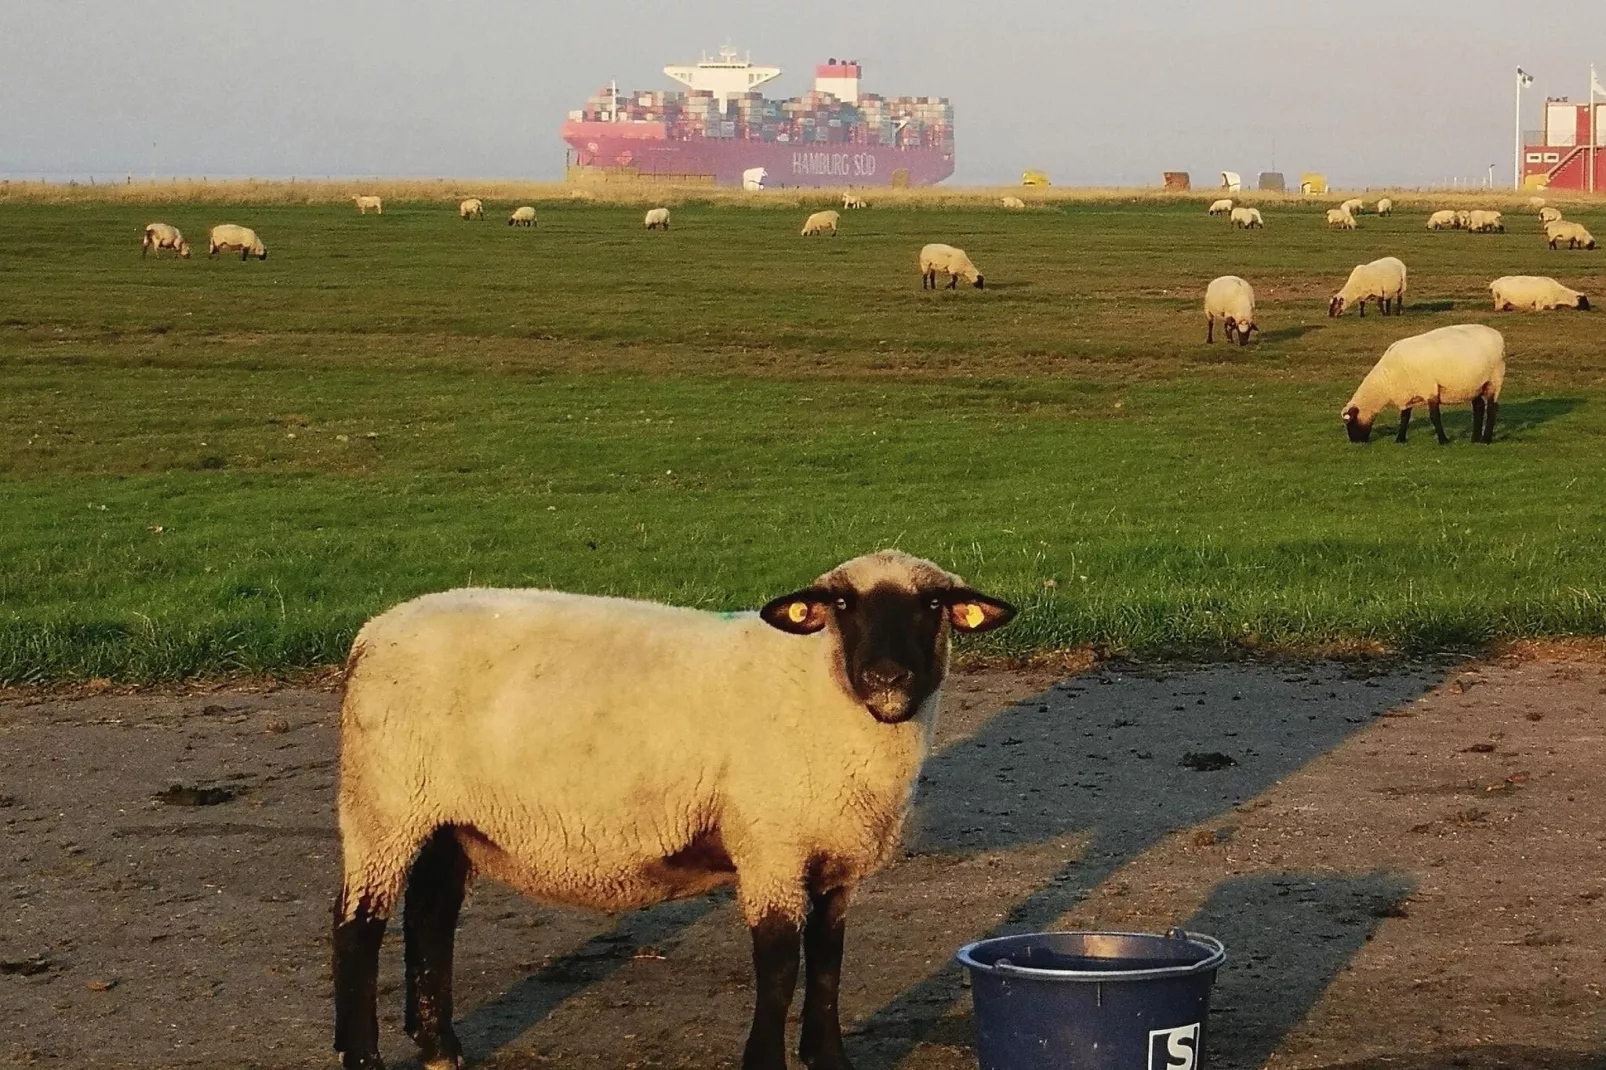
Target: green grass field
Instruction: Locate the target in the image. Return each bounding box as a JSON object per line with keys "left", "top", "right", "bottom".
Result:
{"left": 2, "top": 197, "right": 1604, "bottom": 681}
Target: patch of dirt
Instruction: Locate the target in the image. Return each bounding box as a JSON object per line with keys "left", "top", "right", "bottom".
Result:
{"left": 2, "top": 660, "right": 1604, "bottom": 1068}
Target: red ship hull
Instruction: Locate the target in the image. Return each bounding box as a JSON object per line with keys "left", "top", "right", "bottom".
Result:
{"left": 562, "top": 121, "right": 954, "bottom": 187}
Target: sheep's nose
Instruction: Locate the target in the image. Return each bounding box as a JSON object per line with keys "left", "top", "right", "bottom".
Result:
{"left": 861, "top": 665, "right": 914, "bottom": 692}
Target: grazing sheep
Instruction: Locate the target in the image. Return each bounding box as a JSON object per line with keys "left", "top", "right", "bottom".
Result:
{"left": 1000, "top": 196, "right": 1026, "bottom": 209}
{"left": 1529, "top": 196, "right": 1547, "bottom": 210}
{"left": 1230, "top": 207, "right": 1264, "bottom": 229}
{"left": 644, "top": 207, "right": 671, "bottom": 230}
{"left": 1538, "top": 207, "right": 1563, "bottom": 227}
{"left": 1340, "top": 198, "right": 1366, "bottom": 216}
{"left": 207, "top": 224, "right": 267, "bottom": 261}
{"left": 842, "top": 193, "right": 867, "bottom": 209}
{"left": 1547, "top": 220, "right": 1596, "bottom": 250}
{"left": 353, "top": 195, "right": 383, "bottom": 215}
{"left": 140, "top": 222, "right": 189, "bottom": 259}
{"left": 919, "top": 243, "right": 984, "bottom": 289}
{"left": 458, "top": 198, "right": 484, "bottom": 220}
{"left": 1341, "top": 324, "right": 1505, "bottom": 444}
{"left": 1467, "top": 210, "right": 1504, "bottom": 233}
{"left": 1204, "top": 275, "right": 1258, "bottom": 345}
{"left": 331, "top": 550, "right": 1017, "bottom": 1070}
{"left": 1455, "top": 210, "right": 1472, "bottom": 230}
{"left": 508, "top": 206, "right": 536, "bottom": 227}
{"left": 1326, "top": 208, "right": 1358, "bottom": 230}
{"left": 1426, "top": 210, "right": 1458, "bottom": 231}
{"left": 1490, "top": 275, "right": 1590, "bottom": 312}
{"left": 1329, "top": 256, "right": 1408, "bottom": 317}
{"left": 1376, "top": 198, "right": 1394, "bottom": 216}
{"left": 1208, "top": 198, "right": 1234, "bottom": 216}
{"left": 801, "top": 210, "right": 840, "bottom": 237}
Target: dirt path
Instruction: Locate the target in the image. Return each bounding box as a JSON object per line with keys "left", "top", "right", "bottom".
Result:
{"left": 4, "top": 658, "right": 1605, "bottom": 1069}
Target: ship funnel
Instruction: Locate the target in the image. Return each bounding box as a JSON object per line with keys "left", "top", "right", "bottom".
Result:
{"left": 814, "top": 58, "right": 861, "bottom": 104}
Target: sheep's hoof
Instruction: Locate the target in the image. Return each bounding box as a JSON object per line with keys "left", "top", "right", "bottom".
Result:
{"left": 422, "top": 1057, "right": 462, "bottom": 1070}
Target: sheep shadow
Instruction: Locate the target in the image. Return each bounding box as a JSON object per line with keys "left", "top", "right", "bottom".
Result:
{"left": 450, "top": 660, "right": 1442, "bottom": 1066}
{"left": 1494, "top": 395, "right": 1586, "bottom": 435}
{"left": 1259, "top": 323, "right": 1322, "bottom": 344}
{"left": 1409, "top": 300, "right": 1456, "bottom": 313}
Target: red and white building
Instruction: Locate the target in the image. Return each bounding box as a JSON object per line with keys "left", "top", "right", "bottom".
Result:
{"left": 1521, "top": 98, "right": 1606, "bottom": 192}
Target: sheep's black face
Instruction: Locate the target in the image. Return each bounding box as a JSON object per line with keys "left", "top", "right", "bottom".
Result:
{"left": 761, "top": 582, "right": 1016, "bottom": 724}
{"left": 1578, "top": 296, "right": 1592, "bottom": 310}
{"left": 1343, "top": 406, "right": 1372, "bottom": 443}
{"left": 973, "top": 275, "right": 985, "bottom": 290}
{"left": 1328, "top": 296, "right": 1345, "bottom": 318}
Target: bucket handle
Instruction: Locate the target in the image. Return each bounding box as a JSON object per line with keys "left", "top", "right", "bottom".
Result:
{"left": 965, "top": 931, "right": 1226, "bottom": 982}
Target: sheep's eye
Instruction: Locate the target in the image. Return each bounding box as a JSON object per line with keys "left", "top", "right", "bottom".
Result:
{"left": 834, "top": 596, "right": 850, "bottom": 611}
{"left": 928, "top": 598, "right": 942, "bottom": 611}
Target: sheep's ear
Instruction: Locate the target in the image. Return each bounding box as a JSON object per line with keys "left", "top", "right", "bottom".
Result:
{"left": 759, "top": 588, "right": 833, "bottom": 635}
{"left": 943, "top": 590, "right": 1016, "bottom": 634}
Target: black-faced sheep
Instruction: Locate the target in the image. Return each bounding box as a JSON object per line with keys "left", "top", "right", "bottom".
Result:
{"left": 141, "top": 223, "right": 189, "bottom": 258}
{"left": 208, "top": 224, "right": 266, "bottom": 261}
{"left": 1342, "top": 324, "right": 1505, "bottom": 445}
{"left": 1329, "top": 256, "right": 1407, "bottom": 317}
{"left": 919, "top": 243, "right": 983, "bottom": 289}
{"left": 1204, "top": 275, "right": 1257, "bottom": 345}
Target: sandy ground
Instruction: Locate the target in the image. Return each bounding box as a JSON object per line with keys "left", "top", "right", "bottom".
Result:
{"left": 4, "top": 656, "right": 1606, "bottom": 1070}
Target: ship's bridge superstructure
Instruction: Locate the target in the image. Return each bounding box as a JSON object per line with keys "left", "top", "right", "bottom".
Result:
{"left": 663, "top": 46, "right": 781, "bottom": 105}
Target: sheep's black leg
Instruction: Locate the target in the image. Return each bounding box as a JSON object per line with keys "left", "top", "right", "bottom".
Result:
{"left": 333, "top": 893, "right": 390, "bottom": 1070}
{"left": 1206, "top": 316, "right": 1214, "bottom": 344}
{"left": 1395, "top": 408, "right": 1412, "bottom": 443}
{"left": 799, "top": 887, "right": 852, "bottom": 1070}
{"left": 1428, "top": 401, "right": 1449, "bottom": 445}
{"left": 1481, "top": 400, "right": 1499, "bottom": 443}
{"left": 1359, "top": 298, "right": 1367, "bottom": 318}
{"left": 1471, "top": 397, "right": 1487, "bottom": 442}
{"left": 946, "top": 275, "right": 957, "bottom": 289}
{"left": 405, "top": 828, "right": 471, "bottom": 1069}
{"left": 743, "top": 912, "right": 801, "bottom": 1070}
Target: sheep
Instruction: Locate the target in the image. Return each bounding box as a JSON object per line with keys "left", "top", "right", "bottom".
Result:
{"left": 1341, "top": 324, "right": 1505, "bottom": 445}
{"left": 1426, "top": 210, "right": 1458, "bottom": 231}
{"left": 1340, "top": 197, "right": 1366, "bottom": 217}
{"left": 842, "top": 193, "right": 867, "bottom": 209}
{"left": 919, "top": 243, "right": 984, "bottom": 289}
{"left": 1529, "top": 196, "right": 1547, "bottom": 210}
{"left": 330, "top": 550, "right": 1017, "bottom": 1070}
{"left": 1208, "top": 198, "right": 1234, "bottom": 216}
{"left": 140, "top": 222, "right": 189, "bottom": 258}
{"left": 644, "top": 207, "right": 671, "bottom": 230}
{"left": 801, "top": 209, "right": 840, "bottom": 237}
{"left": 458, "top": 198, "right": 484, "bottom": 220}
{"left": 1204, "top": 275, "right": 1258, "bottom": 345}
{"left": 1538, "top": 207, "right": 1563, "bottom": 227}
{"left": 1326, "top": 208, "right": 1358, "bottom": 230}
{"left": 353, "top": 195, "right": 383, "bottom": 215}
{"left": 1229, "top": 207, "right": 1264, "bottom": 229}
{"left": 1329, "top": 256, "right": 1408, "bottom": 317}
{"left": 508, "top": 206, "right": 537, "bottom": 227}
{"left": 1490, "top": 275, "right": 1591, "bottom": 312}
{"left": 1467, "top": 210, "right": 1504, "bottom": 233}
{"left": 1376, "top": 197, "right": 1394, "bottom": 216}
{"left": 1000, "top": 196, "right": 1026, "bottom": 209}
{"left": 207, "top": 223, "right": 267, "bottom": 261}
{"left": 1546, "top": 220, "right": 1596, "bottom": 250}
{"left": 1455, "top": 210, "right": 1471, "bottom": 230}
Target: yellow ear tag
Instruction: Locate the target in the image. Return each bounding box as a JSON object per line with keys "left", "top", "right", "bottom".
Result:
{"left": 962, "top": 604, "right": 986, "bottom": 629}
{"left": 787, "top": 601, "right": 810, "bottom": 624}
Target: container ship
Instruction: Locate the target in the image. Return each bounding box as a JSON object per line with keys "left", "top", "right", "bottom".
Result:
{"left": 561, "top": 48, "right": 954, "bottom": 188}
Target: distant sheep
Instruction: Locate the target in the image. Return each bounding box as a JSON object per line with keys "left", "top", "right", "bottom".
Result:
{"left": 1528, "top": 196, "right": 1547, "bottom": 210}
{"left": 508, "top": 206, "right": 537, "bottom": 227}
{"left": 1426, "top": 210, "right": 1458, "bottom": 231}
{"left": 1455, "top": 210, "right": 1471, "bottom": 230}
{"left": 1204, "top": 275, "right": 1257, "bottom": 345}
{"left": 1329, "top": 256, "right": 1407, "bottom": 317}
{"left": 1230, "top": 207, "right": 1264, "bottom": 229}
{"left": 644, "top": 207, "right": 671, "bottom": 230}
{"left": 1000, "top": 196, "right": 1026, "bottom": 209}
{"left": 1342, "top": 324, "right": 1505, "bottom": 445}
{"left": 1208, "top": 198, "right": 1234, "bottom": 216}
{"left": 353, "top": 195, "right": 383, "bottom": 215}
{"left": 842, "top": 193, "right": 867, "bottom": 209}
{"left": 458, "top": 198, "right": 484, "bottom": 220}
{"left": 1538, "top": 207, "right": 1563, "bottom": 227}
{"left": 1546, "top": 220, "right": 1595, "bottom": 250}
{"left": 801, "top": 210, "right": 840, "bottom": 237}
{"left": 1467, "top": 210, "right": 1504, "bottom": 233}
{"left": 141, "top": 222, "right": 189, "bottom": 259}
{"left": 1326, "top": 208, "right": 1358, "bottom": 230}
{"left": 1490, "top": 275, "right": 1590, "bottom": 312}
{"left": 919, "top": 243, "right": 983, "bottom": 289}
{"left": 1340, "top": 198, "right": 1365, "bottom": 216}
{"left": 208, "top": 224, "right": 267, "bottom": 261}
{"left": 1376, "top": 198, "right": 1393, "bottom": 216}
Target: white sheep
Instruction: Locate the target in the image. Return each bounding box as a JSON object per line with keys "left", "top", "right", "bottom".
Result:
{"left": 140, "top": 222, "right": 189, "bottom": 258}
{"left": 353, "top": 195, "right": 383, "bottom": 215}
{"left": 1538, "top": 207, "right": 1563, "bottom": 227}
{"left": 508, "top": 206, "right": 537, "bottom": 227}
{"left": 1376, "top": 197, "right": 1394, "bottom": 216}
{"left": 919, "top": 243, "right": 984, "bottom": 289}
{"left": 330, "top": 550, "right": 1017, "bottom": 1070}
{"left": 207, "top": 224, "right": 267, "bottom": 261}
{"left": 1329, "top": 256, "right": 1407, "bottom": 317}
{"left": 1341, "top": 324, "right": 1505, "bottom": 444}
{"left": 1208, "top": 198, "right": 1234, "bottom": 216}
{"left": 1528, "top": 196, "right": 1547, "bottom": 210}
{"left": 458, "top": 198, "right": 484, "bottom": 220}
{"left": 842, "top": 192, "right": 867, "bottom": 209}
{"left": 1467, "top": 210, "right": 1504, "bottom": 233}
{"left": 1455, "top": 210, "right": 1472, "bottom": 230}
{"left": 644, "top": 207, "right": 671, "bottom": 230}
{"left": 1000, "top": 196, "right": 1026, "bottom": 209}
{"left": 1326, "top": 208, "right": 1358, "bottom": 230}
{"left": 801, "top": 209, "right": 840, "bottom": 236}
{"left": 1490, "top": 275, "right": 1590, "bottom": 312}
{"left": 1547, "top": 220, "right": 1596, "bottom": 250}
{"left": 1426, "top": 210, "right": 1458, "bottom": 231}
{"left": 1340, "top": 198, "right": 1366, "bottom": 216}
{"left": 1230, "top": 207, "right": 1264, "bottom": 229}
{"left": 1204, "top": 275, "right": 1258, "bottom": 345}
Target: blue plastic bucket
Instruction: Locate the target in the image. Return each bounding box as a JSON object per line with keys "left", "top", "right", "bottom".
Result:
{"left": 955, "top": 928, "right": 1226, "bottom": 1070}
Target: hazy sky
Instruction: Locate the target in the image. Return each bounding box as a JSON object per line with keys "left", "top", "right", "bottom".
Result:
{"left": 2, "top": 1, "right": 1602, "bottom": 187}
